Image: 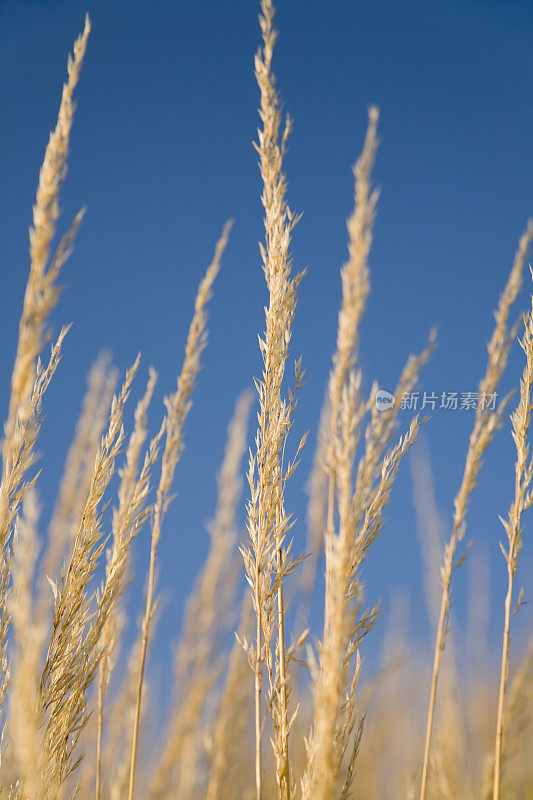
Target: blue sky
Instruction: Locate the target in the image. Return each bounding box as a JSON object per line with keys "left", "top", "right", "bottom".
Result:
{"left": 1, "top": 0, "right": 533, "bottom": 684}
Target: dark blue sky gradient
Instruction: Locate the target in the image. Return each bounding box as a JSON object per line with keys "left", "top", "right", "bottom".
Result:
{"left": 1, "top": 0, "right": 532, "bottom": 683}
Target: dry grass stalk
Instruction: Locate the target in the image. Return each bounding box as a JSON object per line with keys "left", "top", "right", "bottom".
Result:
{"left": 302, "top": 413, "right": 424, "bottom": 800}
{"left": 492, "top": 285, "right": 533, "bottom": 800}
{"left": 353, "top": 333, "right": 436, "bottom": 525}
{"left": 104, "top": 607, "right": 159, "bottom": 800}
{"left": 4, "top": 14, "right": 90, "bottom": 446}
{"left": 299, "top": 108, "right": 379, "bottom": 627}
{"left": 327, "top": 108, "right": 378, "bottom": 449}
{"left": 239, "top": 4, "right": 306, "bottom": 799}
{"left": 0, "top": 327, "right": 69, "bottom": 742}
{"left": 149, "top": 391, "right": 251, "bottom": 800}
{"left": 95, "top": 368, "right": 158, "bottom": 800}
{"left": 480, "top": 640, "right": 533, "bottom": 799}
{"left": 419, "top": 221, "right": 533, "bottom": 800}
{"left": 298, "top": 98, "right": 433, "bottom": 800}
{"left": 0, "top": 17, "right": 90, "bottom": 734}
{"left": 410, "top": 444, "right": 470, "bottom": 800}
{"left": 38, "top": 357, "right": 154, "bottom": 797}
{"left": 127, "top": 222, "right": 231, "bottom": 800}
{"left": 45, "top": 354, "right": 117, "bottom": 588}
{"left": 321, "top": 108, "right": 378, "bottom": 625}
{"left": 8, "top": 489, "right": 47, "bottom": 800}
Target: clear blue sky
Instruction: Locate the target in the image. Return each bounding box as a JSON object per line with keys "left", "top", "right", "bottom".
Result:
{"left": 1, "top": 0, "right": 532, "bottom": 682}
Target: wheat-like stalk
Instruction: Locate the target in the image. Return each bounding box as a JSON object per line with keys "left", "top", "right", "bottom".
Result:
{"left": 39, "top": 359, "right": 139, "bottom": 797}
{"left": 127, "top": 221, "right": 231, "bottom": 800}
{"left": 419, "top": 220, "right": 533, "bottom": 800}
{"left": 45, "top": 355, "right": 117, "bottom": 590}
{"left": 492, "top": 280, "right": 533, "bottom": 800}
{"left": 104, "top": 610, "right": 158, "bottom": 800}
{"left": 95, "top": 368, "right": 159, "bottom": 800}
{"left": 239, "top": 4, "right": 307, "bottom": 799}
{"left": 302, "top": 410, "right": 425, "bottom": 800}
{"left": 298, "top": 109, "right": 379, "bottom": 632}
{"left": 8, "top": 489, "right": 46, "bottom": 800}
{"left": 4, "top": 14, "right": 90, "bottom": 442}
{"left": 0, "top": 18, "right": 90, "bottom": 740}
{"left": 327, "top": 108, "right": 379, "bottom": 447}
{"left": 299, "top": 97, "right": 433, "bottom": 800}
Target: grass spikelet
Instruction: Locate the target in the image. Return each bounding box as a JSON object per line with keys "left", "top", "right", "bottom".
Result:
{"left": 301, "top": 109, "right": 379, "bottom": 625}
{"left": 6, "top": 15, "right": 90, "bottom": 433}
{"left": 0, "top": 327, "right": 69, "bottom": 738}
{"left": 39, "top": 357, "right": 139, "bottom": 797}
{"left": 419, "top": 220, "right": 533, "bottom": 800}
{"left": 0, "top": 17, "right": 90, "bottom": 737}
{"left": 45, "top": 355, "right": 117, "bottom": 589}
{"left": 302, "top": 413, "right": 424, "bottom": 800}
{"left": 492, "top": 282, "right": 533, "bottom": 800}
{"left": 127, "top": 221, "right": 231, "bottom": 800}
{"left": 95, "top": 367, "right": 159, "bottom": 800}
{"left": 327, "top": 107, "right": 379, "bottom": 424}
{"left": 240, "top": 4, "right": 306, "bottom": 798}
{"left": 298, "top": 98, "right": 433, "bottom": 800}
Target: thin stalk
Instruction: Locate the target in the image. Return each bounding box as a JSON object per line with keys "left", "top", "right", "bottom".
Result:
{"left": 492, "top": 293, "right": 533, "bottom": 799}
{"left": 127, "top": 525, "right": 157, "bottom": 800}
{"left": 95, "top": 661, "right": 105, "bottom": 800}
{"left": 419, "top": 222, "right": 533, "bottom": 800}
{"left": 419, "top": 549, "right": 455, "bottom": 800}
{"left": 126, "top": 224, "right": 230, "bottom": 800}
{"left": 492, "top": 558, "right": 514, "bottom": 800}
{"left": 276, "top": 527, "right": 290, "bottom": 799}
{"left": 323, "top": 472, "right": 336, "bottom": 626}
{"left": 255, "top": 593, "right": 262, "bottom": 800}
